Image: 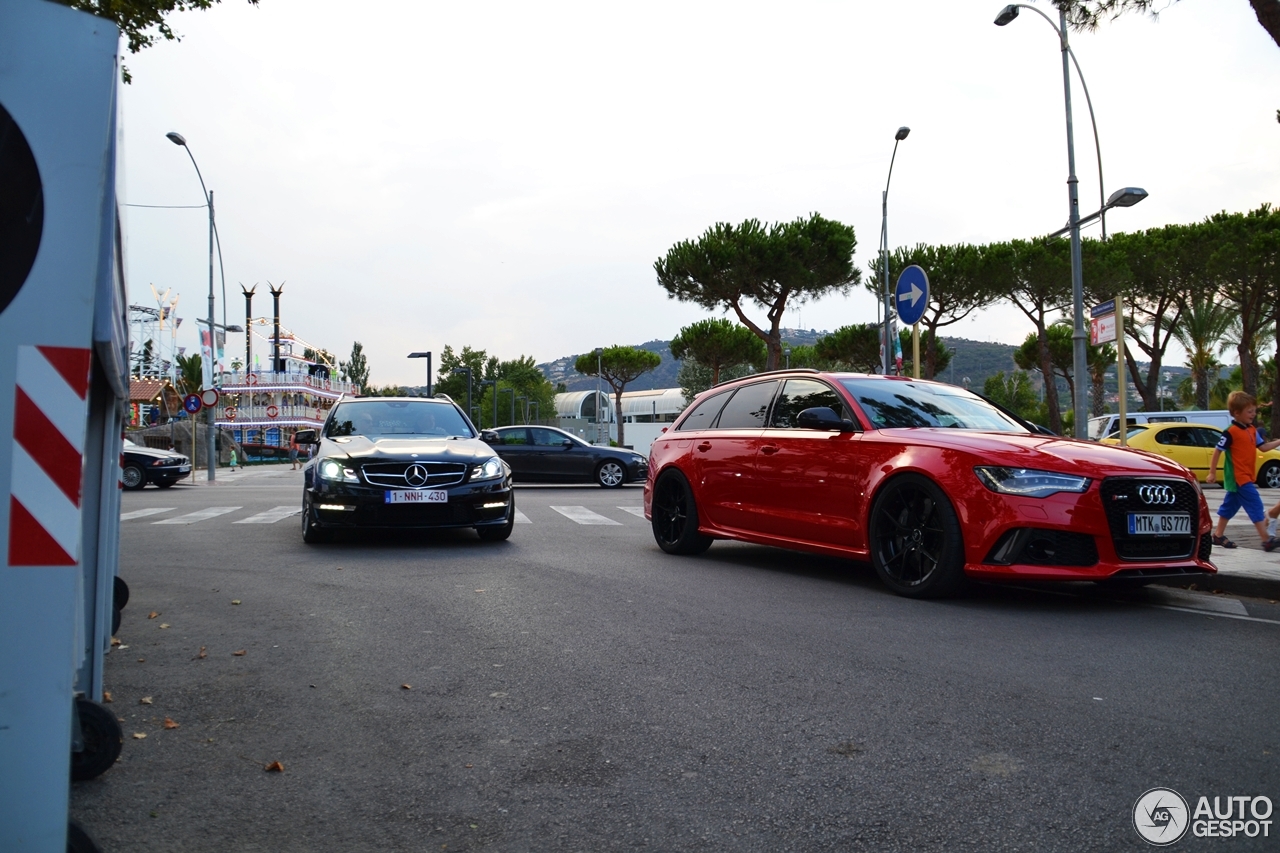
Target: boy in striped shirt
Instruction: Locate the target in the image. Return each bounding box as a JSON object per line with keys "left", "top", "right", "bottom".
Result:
{"left": 1206, "top": 391, "right": 1280, "bottom": 550}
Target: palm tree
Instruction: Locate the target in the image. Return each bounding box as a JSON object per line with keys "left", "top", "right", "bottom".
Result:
{"left": 1167, "top": 298, "right": 1236, "bottom": 410}
{"left": 175, "top": 352, "right": 203, "bottom": 396}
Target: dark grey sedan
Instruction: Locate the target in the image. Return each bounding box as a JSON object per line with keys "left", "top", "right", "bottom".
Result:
{"left": 485, "top": 425, "right": 647, "bottom": 488}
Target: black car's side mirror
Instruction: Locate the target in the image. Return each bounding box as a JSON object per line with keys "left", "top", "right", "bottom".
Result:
{"left": 480, "top": 429, "right": 500, "bottom": 444}
{"left": 294, "top": 428, "right": 319, "bottom": 444}
{"left": 561, "top": 439, "right": 573, "bottom": 448}
{"left": 796, "top": 407, "right": 856, "bottom": 432}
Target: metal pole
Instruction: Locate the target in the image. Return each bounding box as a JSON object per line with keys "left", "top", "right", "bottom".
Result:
{"left": 242, "top": 284, "right": 255, "bottom": 375}
{"left": 206, "top": 190, "right": 216, "bottom": 481}
{"left": 1059, "top": 9, "right": 1087, "bottom": 439}
{"left": 595, "top": 347, "right": 603, "bottom": 445}
{"left": 880, "top": 128, "right": 908, "bottom": 375}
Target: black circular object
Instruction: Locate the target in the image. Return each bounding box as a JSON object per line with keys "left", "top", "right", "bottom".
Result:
{"left": 0, "top": 101, "right": 43, "bottom": 314}
{"left": 70, "top": 698, "right": 123, "bottom": 782}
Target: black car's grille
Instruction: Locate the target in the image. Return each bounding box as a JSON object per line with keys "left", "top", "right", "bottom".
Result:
{"left": 360, "top": 462, "right": 467, "bottom": 488}
{"left": 1100, "top": 477, "right": 1200, "bottom": 561}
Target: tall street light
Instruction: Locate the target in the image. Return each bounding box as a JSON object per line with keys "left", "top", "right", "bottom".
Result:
{"left": 166, "top": 130, "right": 222, "bottom": 481}
{"left": 996, "top": 4, "right": 1149, "bottom": 437}
{"left": 594, "top": 347, "right": 603, "bottom": 445}
{"left": 879, "top": 126, "right": 910, "bottom": 375}
{"left": 451, "top": 367, "right": 472, "bottom": 421}
{"left": 408, "top": 352, "right": 433, "bottom": 396}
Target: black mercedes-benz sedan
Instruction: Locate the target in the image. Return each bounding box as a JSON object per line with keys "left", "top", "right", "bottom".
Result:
{"left": 296, "top": 397, "right": 514, "bottom": 543}
{"left": 484, "top": 425, "right": 648, "bottom": 488}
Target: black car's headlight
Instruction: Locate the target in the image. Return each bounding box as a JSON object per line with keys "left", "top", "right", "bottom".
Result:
{"left": 319, "top": 459, "right": 359, "bottom": 483}
{"left": 470, "top": 457, "right": 504, "bottom": 481}
{"left": 975, "top": 466, "right": 1090, "bottom": 499}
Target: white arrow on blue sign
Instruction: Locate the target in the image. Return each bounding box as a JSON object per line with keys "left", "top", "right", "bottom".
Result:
{"left": 895, "top": 265, "right": 930, "bottom": 326}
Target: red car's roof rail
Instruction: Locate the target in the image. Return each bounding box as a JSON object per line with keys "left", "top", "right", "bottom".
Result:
{"left": 713, "top": 367, "right": 821, "bottom": 386}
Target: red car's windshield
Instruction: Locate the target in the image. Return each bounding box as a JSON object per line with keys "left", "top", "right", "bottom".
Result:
{"left": 837, "top": 378, "right": 1028, "bottom": 432}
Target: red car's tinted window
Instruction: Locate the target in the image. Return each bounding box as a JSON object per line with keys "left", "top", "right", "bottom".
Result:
{"left": 715, "top": 381, "right": 779, "bottom": 429}
{"left": 769, "top": 379, "right": 851, "bottom": 429}
{"left": 676, "top": 389, "right": 732, "bottom": 431}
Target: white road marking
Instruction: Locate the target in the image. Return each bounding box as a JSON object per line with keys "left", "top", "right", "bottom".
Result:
{"left": 120, "top": 508, "right": 174, "bottom": 521}
{"left": 617, "top": 506, "right": 646, "bottom": 518}
{"left": 513, "top": 509, "right": 532, "bottom": 524}
{"left": 550, "top": 506, "right": 621, "bottom": 525}
{"left": 153, "top": 506, "right": 241, "bottom": 525}
{"left": 234, "top": 506, "right": 302, "bottom": 524}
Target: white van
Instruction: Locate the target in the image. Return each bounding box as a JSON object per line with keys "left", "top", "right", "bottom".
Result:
{"left": 1087, "top": 410, "right": 1233, "bottom": 441}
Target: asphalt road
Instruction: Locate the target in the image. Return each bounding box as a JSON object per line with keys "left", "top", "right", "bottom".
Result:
{"left": 72, "top": 469, "right": 1280, "bottom": 852}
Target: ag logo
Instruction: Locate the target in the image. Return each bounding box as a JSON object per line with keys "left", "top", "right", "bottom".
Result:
{"left": 1134, "top": 787, "right": 1190, "bottom": 846}
{"left": 0, "top": 101, "right": 43, "bottom": 316}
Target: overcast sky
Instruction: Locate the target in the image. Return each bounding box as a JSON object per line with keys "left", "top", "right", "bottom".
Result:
{"left": 117, "top": 0, "right": 1280, "bottom": 386}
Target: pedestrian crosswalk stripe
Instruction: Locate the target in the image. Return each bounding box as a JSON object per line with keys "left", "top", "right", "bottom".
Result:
{"left": 121, "top": 508, "right": 174, "bottom": 521}
{"left": 153, "top": 506, "right": 241, "bottom": 525}
{"left": 234, "top": 506, "right": 301, "bottom": 524}
{"left": 617, "top": 506, "right": 646, "bottom": 518}
{"left": 550, "top": 505, "right": 621, "bottom": 525}
{"left": 514, "top": 509, "right": 532, "bottom": 524}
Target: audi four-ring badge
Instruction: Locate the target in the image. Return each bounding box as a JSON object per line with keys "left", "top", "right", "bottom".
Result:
{"left": 297, "top": 397, "right": 514, "bottom": 543}
{"left": 643, "top": 371, "right": 1217, "bottom": 598}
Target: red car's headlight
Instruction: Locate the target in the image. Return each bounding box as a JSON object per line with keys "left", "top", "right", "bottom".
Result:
{"left": 975, "top": 466, "right": 1091, "bottom": 499}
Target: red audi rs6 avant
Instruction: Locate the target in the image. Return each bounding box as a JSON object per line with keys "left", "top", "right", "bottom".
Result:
{"left": 643, "top": 370, "right": 1215, "bottom": 598}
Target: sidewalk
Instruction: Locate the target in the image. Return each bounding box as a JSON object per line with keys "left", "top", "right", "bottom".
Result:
{"left": 1156, "top": 485, "right": 1280, "bottom": 601}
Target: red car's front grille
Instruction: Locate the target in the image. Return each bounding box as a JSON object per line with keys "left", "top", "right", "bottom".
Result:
{"left": 1099, "top": 477, "right": 1200, "bottom": 561}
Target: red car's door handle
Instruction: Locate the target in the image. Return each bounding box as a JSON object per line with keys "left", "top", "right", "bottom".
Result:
{"left": 697, "top": 442, "right": 712, "bottom": 452}
{"left": 760, "top": 445, "right": 780, "bottom": 455}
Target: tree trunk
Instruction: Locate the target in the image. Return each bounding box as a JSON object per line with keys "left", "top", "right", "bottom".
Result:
{"left": 1238, "top": 338, "right": 1258, "bottom": 397}
{"left": 1037, "top": 331, "right": 1062, "bottom": 435}
{"left": 613, "top": 389, "right": 625, "bottom": 448}
{"left": 1195, "top": 364, "right": 1210, "bottom": 410}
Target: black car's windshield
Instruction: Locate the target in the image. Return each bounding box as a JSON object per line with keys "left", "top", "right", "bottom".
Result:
{"left": 326, "top": 401, "right": 474, "bottom": 439}
{"left": 838, "top": 378, "right": 1028, "bottom": 432}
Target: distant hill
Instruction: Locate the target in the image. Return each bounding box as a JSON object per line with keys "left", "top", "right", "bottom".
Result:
{"left": 540, "top": 332, "right": 1024, "bottom": 394}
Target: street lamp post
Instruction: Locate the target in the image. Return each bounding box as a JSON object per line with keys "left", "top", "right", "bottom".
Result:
{"left": 880, "top": 126, "right": 910, "bottom": 375}
{"left": 784, "top": 347, "right": 791, "bottom": 369}
{"left": 408, "top": 352, "right": 433, "bottom": 396}
{"left": 498, "top": 387, "right": 515, "bottom": 426}
{"left": 594, "top": 347, "right": 603, "bottom": 445}
{"left": 166, "top": 131, "right": 222, "bottom": 481}
{"left": 451, "top": 367, "right": 472, "bottom": 419}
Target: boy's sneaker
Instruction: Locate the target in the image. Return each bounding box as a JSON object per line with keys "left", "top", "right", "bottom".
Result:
{"left": 1265, "top": 538, "right": 1280, "bottom": 553}
{"left": 1268, "top": 517, "right": 1278, "bottom": 539}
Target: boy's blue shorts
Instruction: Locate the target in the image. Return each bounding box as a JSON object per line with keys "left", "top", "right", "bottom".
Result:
{"left": 1219, "top": 482, "right": 1265, "bottom": 523}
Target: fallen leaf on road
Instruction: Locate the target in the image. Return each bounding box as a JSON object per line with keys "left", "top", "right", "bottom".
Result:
{"left": 132, "top": 733, "right": 147, "bottom": 739}
{"left": 195, "top": 646, "right": 207, "bottom": 660}
{"left": 140, "top": 696, "right": 153, "bottom": 704}
{"left": 163, "top": 718, "right": 180, "bottom": 729}
{"left": 475, "top": 589, "right": 485, "bottom": 593}
{"left": 232, "top": 649, "right": 246, "bottom": 656}
{"left": 102, "top": 691, "right": 112, "bottom": 703}
{"left": 401, "top": 684, "right": 412, "bottom": 690}
{"left": 111, "top": 637, "right": 121, "bottom": 646}
{"left": 465, "top": 764, "right": 474, "bottom": 769}
{"left": 136, "top": 657, "right": 145, "bottom": 663}
{"left": 148, "top": 611, "right": 159, "bottom": 619}
{"left": 264, "top": 760, "right": 284, "bottom": 772}
{"left": 159, "top": 623, "right": 170, "bottom": 629}
{"left": 231, "top": 600, "right": 241, "bottom": 605}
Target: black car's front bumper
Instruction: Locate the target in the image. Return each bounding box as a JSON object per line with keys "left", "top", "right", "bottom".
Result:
{"left": 304, "top": 476, "right": 513, "bottom": 530}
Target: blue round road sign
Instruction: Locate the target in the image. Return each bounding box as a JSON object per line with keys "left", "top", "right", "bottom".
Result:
{"left": 182, "top": 393, "right": 202, "bottom": 414}
{"left": 895, "top": 265, "right": 930, "bottom": 326}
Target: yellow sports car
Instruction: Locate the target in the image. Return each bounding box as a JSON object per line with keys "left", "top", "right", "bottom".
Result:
{"left": 1102, "top": 422, "right": 1280, "bottom": 488}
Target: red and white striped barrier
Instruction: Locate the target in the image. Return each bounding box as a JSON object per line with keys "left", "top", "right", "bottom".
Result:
{"left": 8, "top": 345, "right": 91, "bottom": 566}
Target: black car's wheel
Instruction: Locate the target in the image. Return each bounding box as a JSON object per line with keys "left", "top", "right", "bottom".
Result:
{"left": 121, "top": 464, "right": 145, "bottom": 491}
{"left": 1259, "top": 461, "right": 1280, "bottom": 490}
{"left": 477, "top": 496, "right": 515, "bottom": 542}
{"left": 155, "top": 480, "right": 175, "bottom": 489}
{"left": 113, "top": 576, "right": 129, "bottom": 610}
{"left": 868, "top": 474, "right": 967, "bottom": 598}
{"left": 651, "top": 471, "right": 712, "bottom": 555}
{"left": 71, "top": 698, "right": 123, "bottom": 782}
{"left": 596, "top": 460, "right": 626, "bottom": 488}
{"left": 301, "top": 499, "right": 330, "bottom": 544}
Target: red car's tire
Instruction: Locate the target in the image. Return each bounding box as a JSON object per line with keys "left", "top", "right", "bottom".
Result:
{"left": 869, "top": 473, "right": 967, "bottom": 598}
{"left": 651, "top": 471, "right": 712, "bottom": 556}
